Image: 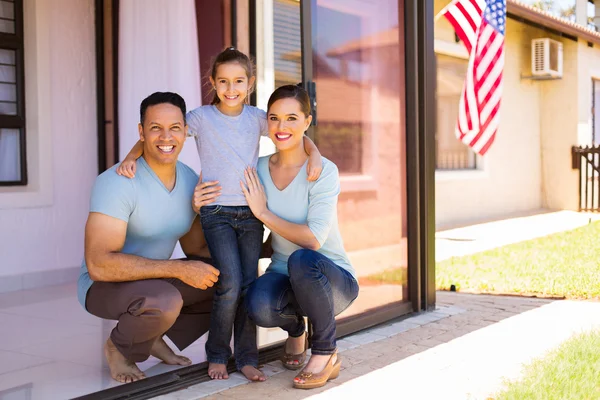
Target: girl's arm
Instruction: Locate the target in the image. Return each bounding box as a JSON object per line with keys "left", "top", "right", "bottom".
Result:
{"left": 303, "top": 135, "right": 323, "bottom": 182}
{"left": 116, "top": 140, "right": 144, "bottom": 178}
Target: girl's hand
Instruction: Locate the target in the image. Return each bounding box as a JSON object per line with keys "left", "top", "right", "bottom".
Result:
{"left": 193, "top": 176, "right": 221, "bottom": 214}
{"left": 307, "top": 153, "right": 323, "bottom": 182}
{"left": 117, "top": 158, "right": 137, "bottom": 178}
{"left": 240, "top": 167, "right": 268, "bottom": 220}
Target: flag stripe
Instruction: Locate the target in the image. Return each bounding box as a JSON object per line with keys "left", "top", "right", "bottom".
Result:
{"left": 442, "top": 0, "right": 506, "bottom": 156}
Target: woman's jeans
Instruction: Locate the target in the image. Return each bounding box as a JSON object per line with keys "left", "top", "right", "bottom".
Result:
{"left": 200, "top": 205, "right": 264, "bottom": 369}
{"left": 246, "top": 249, "right": 359, "bottom": 355}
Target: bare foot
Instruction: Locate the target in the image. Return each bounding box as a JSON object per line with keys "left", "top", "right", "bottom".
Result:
{"left": 285, "top": 332, "right": 306, "bottom": 367}
{"left": 240, "top": 365, "right": 266, "bottom": 382}
{"left": 150, "top": 337, "right": 192, "bottom": 366}
{"left": 294, "top": 353, "right": 337, "bottom": 384}
{"left": 104, "top": 338, "right": 146, "bottom": 383}
{"left": 208, "top": 362, "right": 229, "bottom": 380}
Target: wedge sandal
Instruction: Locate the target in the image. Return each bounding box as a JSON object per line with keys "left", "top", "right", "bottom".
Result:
{"left": 281, "top": 334, "right": 309, "bottom": 370}
{"left": 293, "top": 351, "right": 341, "bottom": 390}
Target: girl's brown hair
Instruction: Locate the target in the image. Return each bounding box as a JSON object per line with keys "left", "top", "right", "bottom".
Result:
{"left": 208, "top": 47, "right": 256, "bottom": 105}
{"left": 267, "top": 84, "right": 311, "bottom": 117}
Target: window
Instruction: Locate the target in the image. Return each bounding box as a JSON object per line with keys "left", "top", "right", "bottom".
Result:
{"left": 436, "top": 53, "right": 476, "bottom": 170}
{"left": 594, "top": 79, "right": 600, "bottom": 144}
{"left": 0, "top": 0, "right": 25, "bottom": 185}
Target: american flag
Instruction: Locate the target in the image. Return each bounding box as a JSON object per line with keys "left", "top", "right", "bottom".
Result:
{"left": 441, "top": 0, "right": 506, "bottom": 155}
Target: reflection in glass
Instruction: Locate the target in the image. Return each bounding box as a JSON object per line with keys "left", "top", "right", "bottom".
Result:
{"left": 0, "top": 48, "right": 15, "bottom": 65}
{"left": 435, "top": 54, "right": 476, "bottom": 170}
{"left": 0, "top": 128, "right": 20, "bottom": 182}
{"left": 311, "top": 0, "right": 408, "bottom": 320}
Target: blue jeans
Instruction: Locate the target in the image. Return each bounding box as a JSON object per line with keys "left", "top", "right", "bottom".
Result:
{"left": 200, "top": 205, "right": 264, "bottom": 369}
{"left": 245, "top": 249, "right": 359, "bottom": 355}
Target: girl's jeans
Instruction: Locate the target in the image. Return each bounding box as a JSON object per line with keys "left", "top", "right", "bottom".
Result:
{"left": 200, "top": 205, "right": 264, "bottom": 369}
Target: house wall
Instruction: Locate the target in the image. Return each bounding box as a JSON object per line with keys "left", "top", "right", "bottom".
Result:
{"left": 538, "top": 32, "right": 581, "bottom": 211}
{"left": 434, "top": 0, "right": 542, "bottom": 227}
{"left": 0, "top": 0, "right": 97, "bottom": 291}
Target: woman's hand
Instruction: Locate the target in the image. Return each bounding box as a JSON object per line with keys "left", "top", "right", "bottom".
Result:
{"left": 307, "top": 152, "right": 323, "bottom": 182}
{"left": 116, "top": 157, "right": 137, "bottom": 178}
{"left": 240, "top": 167, "right": 268, "bottom": 220}
{"left": 193, "top": 177, "right": 221, "bottom": 214}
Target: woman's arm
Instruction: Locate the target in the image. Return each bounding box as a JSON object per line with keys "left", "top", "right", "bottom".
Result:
{"left": 240, "top": 168, "right": 323, "bottom": 250}
{"left": 259, "top": 210, "right": 321, "bottom": 250}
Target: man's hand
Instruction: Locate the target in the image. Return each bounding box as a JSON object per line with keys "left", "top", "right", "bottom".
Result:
{"left": 176, "top": 260, "right": 220, "bottom": 290}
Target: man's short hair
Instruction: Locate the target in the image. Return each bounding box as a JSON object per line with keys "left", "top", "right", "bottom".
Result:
{"left": 140, "top": 92, "right": 187, "bottom": 125}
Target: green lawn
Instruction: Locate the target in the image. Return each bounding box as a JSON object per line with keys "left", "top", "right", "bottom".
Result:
{"left": 496, "top": 330, "right": 600, "bottom": 400}
{"left": 436, "top": 221, "right": 600, "bottom": 299}
{"left": 366, "top": 221, "right": 600, "bottom": 299}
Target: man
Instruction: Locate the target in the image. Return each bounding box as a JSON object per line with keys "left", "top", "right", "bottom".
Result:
{"left": 77, "top": 92, "right": 220, "bottom": 383}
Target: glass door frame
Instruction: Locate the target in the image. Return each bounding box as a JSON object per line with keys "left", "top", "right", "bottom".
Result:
{"left": 251, "top": 0, "right": 437, "bottom": 337}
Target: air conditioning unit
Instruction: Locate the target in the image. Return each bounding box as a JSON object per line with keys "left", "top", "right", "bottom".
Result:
{"left": 531, "top": 38, "right": 563, "bottom": 78}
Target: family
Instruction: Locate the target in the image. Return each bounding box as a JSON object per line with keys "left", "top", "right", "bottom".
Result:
{"left": 77, "top": 47, "right": 359, "bottom": 390}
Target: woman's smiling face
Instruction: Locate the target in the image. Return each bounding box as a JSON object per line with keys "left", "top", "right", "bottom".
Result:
{"left": 267, "top": 97, "right": 312, "bottom": 151}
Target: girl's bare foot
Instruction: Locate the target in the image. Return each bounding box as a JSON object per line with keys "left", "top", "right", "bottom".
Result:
{"left": 208, "top": 362, "right": 229, "bottom": 380}
{"left": 293, "top": 353, "right": 337, "bottom": 385}
{"left": 150, "top": 337, "right": 192, "bottom": 366}
{"left": 240, "top": 365, "right": 266, "bottom": 382}
{"left": 104, "top": 338, "right": 146, "bottom": 383}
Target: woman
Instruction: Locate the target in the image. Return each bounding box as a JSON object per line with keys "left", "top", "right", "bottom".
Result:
{"left": 240, "top": 85, "right": 359, "bottom": 389}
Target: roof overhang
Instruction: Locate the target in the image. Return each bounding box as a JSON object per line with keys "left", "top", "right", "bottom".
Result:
{"left": 508, "top": 0, "right": 600, "bottom": 46}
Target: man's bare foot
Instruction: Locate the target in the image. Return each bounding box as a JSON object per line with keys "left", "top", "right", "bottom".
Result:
{"left": 150, "top": 337, "right": 192, "bottom": 366}
{"left": 104, "top": 338, "right": 146, "bottom": 383}
{"left": 240, "top": 365, "right": 266, "bottom": 382}
{"left": 293, "top": 353, "right": 337, "bottom": 385}
{"left": 285, "top": 332, "right": 307, "bottom": 367}
{"left": 208, "top": 362, "right": 229, "bottom": 380}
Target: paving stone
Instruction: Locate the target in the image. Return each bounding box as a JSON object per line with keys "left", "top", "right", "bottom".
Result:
{"left": 341, "top": 346, "right": 386, "bottom": 362}
{"left": 436, "top": 305, "right": 467, "bottom": 316}
{"left": 410, "top": 325, "right": 448, "bottom": 339}
{"left": 367, "top": 350, "right": 415, "bottom": 369}
{"left": 360, "top": 339, "right": 401, "bottom": 355}
{"left": 397, "top": 343, "right": 431, "bottom": 356}
{"left": 368, "top": 320, "right": 420, "bottom": 337}
{"left": 415, "top": 337, "right": 446, "bottom": 348}
{"left": 343, "top": 331, "right": 387, "bottom": 345}
{"left": 336, "top": 338, "right": 361, "bottom": 352}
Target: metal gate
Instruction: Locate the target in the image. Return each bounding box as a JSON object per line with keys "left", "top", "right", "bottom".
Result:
{"left": 572, "top": 145, "right": 600, "bottom": 212}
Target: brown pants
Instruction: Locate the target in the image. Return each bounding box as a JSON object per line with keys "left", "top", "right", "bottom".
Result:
{"left": 86, "top": 272, "right": 214, "bottom": 363}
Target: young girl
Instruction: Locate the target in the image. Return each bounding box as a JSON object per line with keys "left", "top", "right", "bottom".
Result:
{"left": 116, "top": 48, "right": 323, "bottom": 382}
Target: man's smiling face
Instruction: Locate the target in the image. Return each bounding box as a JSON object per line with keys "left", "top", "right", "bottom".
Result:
{"left": 138, "top": 103, "right": 187, "bottom": 165}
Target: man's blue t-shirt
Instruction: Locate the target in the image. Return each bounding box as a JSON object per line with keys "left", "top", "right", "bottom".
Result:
{"left": 77, "top": 157, "right": 199, "bottom": 308}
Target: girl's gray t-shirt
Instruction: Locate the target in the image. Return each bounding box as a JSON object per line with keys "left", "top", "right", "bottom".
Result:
{"left": 186, "top": 105, "right": 268, "bottom": 206}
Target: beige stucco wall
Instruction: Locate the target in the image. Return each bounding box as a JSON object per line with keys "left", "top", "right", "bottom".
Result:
{"left": 0, "top": 0, "right": 98, "bottom": 289}
{"left": 537, "top": 32, "right": 580, "bottom": 210}
{"left": 434, "top": 1, "right": 543, "bottom": 227}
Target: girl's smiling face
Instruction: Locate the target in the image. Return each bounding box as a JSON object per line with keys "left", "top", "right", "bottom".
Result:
{"left": 210, "top": 62, "right": 255, "bottom": 111}
{"left": 267, "top": 97, "right": 312, "bottom": 152}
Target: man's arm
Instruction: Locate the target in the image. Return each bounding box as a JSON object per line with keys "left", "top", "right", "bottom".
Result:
{"left": 84, "top": 212, "right": 219, "bottom": 289}
{"left": 179, "top": 216, "right": 211, "bottom": 259}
